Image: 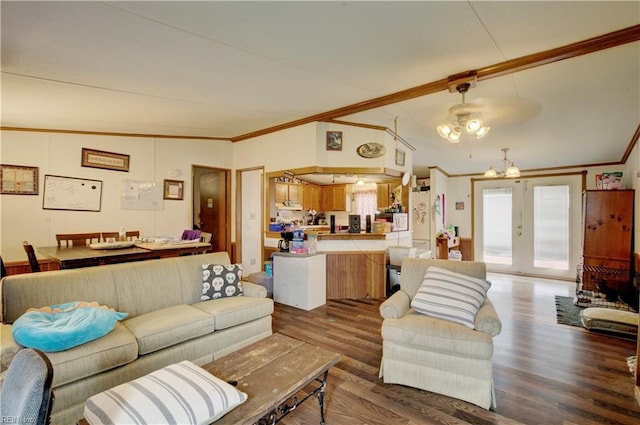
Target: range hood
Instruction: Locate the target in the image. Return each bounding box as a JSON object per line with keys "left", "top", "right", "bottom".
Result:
{"left": 275, "top": 202, "right": 303, "bottom": 211}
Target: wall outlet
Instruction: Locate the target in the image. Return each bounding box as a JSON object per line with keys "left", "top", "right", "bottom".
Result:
{"left": 250, "top": 258, "right": 256, "bottom": 265}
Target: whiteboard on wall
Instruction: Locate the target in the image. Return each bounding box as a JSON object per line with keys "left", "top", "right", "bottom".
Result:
{"left": 43, "top": 175, "right": 103, "bottom": 211}
{"left": 121, "top": 179, "right": 163, "bottom": 211}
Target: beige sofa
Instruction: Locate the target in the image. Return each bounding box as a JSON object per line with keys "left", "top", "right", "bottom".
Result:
{"left": 0, "top": 252, "right": 273, "bottom": 424}
{"left": 379, "top": 258, "right": 502, "bottom": 409}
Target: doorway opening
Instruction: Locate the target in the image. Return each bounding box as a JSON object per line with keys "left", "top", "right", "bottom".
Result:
{"left": 192, "top": 166, "right": 231, "bottom": 255}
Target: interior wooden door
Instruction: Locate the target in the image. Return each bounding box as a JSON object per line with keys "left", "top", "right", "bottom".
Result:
{"left": 195, "top": 167, "right": 230, "bottom": 254}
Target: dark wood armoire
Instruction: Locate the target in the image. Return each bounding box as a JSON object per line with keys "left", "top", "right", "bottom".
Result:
{"left": 578, "top": 189, "right": 636, "bottom": 308}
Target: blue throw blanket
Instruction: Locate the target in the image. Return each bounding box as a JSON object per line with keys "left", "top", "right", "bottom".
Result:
{"left": 12, "top": 301, "right": 128, "bottom": 352}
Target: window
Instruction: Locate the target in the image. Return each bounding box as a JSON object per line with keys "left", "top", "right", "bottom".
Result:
{"left": 354, "top": 188, "right": 377, "bottom": 221}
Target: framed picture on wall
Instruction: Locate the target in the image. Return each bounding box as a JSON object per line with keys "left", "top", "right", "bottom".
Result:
{"left": 0, "top": 164, "right": 39, "bottom": 195}
{"left": 395, "top": 149, "right": 405, "bottom": 166}
{"left": 326, "top": 131, "right": 343, "bottom": 151}
{"left": 82, "top": 148, "right": 130, "bottom": 172}
{"left": 163, "top": 179, "right": 184, "bottom": 200}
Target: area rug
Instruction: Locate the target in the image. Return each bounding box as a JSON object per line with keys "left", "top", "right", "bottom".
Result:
{"left": 555, "top": 295, "right": 584, "bottom": 327}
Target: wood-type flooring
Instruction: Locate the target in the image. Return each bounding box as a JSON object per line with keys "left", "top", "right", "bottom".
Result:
{"left": 272, "top": 273, "right": 640, "bottom": 425}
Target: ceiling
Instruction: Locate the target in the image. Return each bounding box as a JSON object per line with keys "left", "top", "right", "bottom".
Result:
{"left": 2, "top": 1, "right": 639, "bottom": 178}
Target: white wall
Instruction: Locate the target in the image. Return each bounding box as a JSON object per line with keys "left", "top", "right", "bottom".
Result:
{"left": 0, "top": 130, "right": 233, "bottom": 261}
{"left": 234, "top": 122, "right": 411, "bottom": 174}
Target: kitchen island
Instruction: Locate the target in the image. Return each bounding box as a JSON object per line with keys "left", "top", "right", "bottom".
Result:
{"left": 272, "top": 252, "right": 326, "bottom": 310}
{"left": 316, "top": 232, "right": 387, "bottom": 299}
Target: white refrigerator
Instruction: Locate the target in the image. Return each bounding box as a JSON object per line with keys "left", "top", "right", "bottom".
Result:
{"left": 412, "top": 190, "right": 431, "bottom": 250}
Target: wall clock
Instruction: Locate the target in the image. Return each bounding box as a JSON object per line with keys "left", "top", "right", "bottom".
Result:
{"left": 356, "top": 142, "right": 386, "bottom": 158}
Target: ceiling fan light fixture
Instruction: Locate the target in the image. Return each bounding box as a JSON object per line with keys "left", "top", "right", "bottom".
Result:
{"left": 465, "top": 117, "right": 483, "bottom": 133}
{"left": 436, "top": 123, "right": 452, "bottom": 138}
{"left": 474, "top": 126, "right": 490, "bottom": 139}
{"left": 437, "top": 77, "right": 489, "bottom": 143}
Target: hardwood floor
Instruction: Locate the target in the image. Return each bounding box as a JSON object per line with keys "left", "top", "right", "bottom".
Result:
{"left": 272, "top": 273, "right": 640, "bottom": 425}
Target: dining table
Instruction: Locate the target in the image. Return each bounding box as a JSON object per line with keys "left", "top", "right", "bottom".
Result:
{"left": 37, "top": 241, "right": 213, "bottom": 269}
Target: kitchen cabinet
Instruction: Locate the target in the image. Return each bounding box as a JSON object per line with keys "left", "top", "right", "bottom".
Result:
{"left": 303, "top": 184, "right": 321, "bottom": 211}
{"left": 275, "top": 183, "right": 288, "bottom": 203}
{"left": 377, "top": 181, "right": 406, "bottom": 210}
{"left": 275, "top": 183, "right": 302, "bottom": 203}
{"left": 377, "top": 183, "right": 390, "bottom": 209}
{"left": 321, "top": 185, "right": 347, "bottom": 211}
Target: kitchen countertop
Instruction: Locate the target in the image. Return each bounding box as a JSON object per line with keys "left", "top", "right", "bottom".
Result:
{"left": 271, "top": 252, "right": 326, "bottom": 258}
{"left": 316, "top": 232, "right": 386, "bottom": 240}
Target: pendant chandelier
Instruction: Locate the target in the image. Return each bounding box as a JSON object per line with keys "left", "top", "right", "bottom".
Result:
{"left": 436, "top": 81, "right": 490, "bottom": 143}
{"left": 484, "top": 148, "right": 520, "bottom": 178}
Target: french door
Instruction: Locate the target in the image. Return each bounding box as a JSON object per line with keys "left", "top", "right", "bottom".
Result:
{"left": 473, "top": 175, "right": 583, "bottom": 279}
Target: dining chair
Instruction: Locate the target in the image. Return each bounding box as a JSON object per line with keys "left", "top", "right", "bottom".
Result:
{"left": 1, "top": 255, "right": 8, "bottom": 278}
{"left": 1, "top": 348, "right": 54, "bottom": 425}
{"left": 56, "top": 232, "right": 101, "bottom": 247}
{"left": 23, "top": 241, "right": 41, "bottom": 273}
{"left": 101, "top": 230, "right": 140, "bottom": 242}
{"left": 199, "top": 232, "right": 212, "bottom": 244}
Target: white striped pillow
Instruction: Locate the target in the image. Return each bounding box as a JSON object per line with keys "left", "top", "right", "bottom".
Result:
{"left": 84, "top": 361, "right": 247, "bottom": 425}
{"left": 410, "top": 266, "right": 491, "bottom": 329}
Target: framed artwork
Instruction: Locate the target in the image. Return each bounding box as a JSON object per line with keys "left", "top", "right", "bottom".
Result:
{"left": 0, "top": 164, "right": 39, "bottom": 195}
{"left": 395, "top": 149, "right": 405, "bottom": 166}
{"left": 163, "top": 179, "right": 184, "bottom": 200}
{"left": 326, "top": 131, "right": 343, "bottom": 151}
{"left": 82, "top": 148, "right": 130, "bottom": 172}
{"left": 356, "top": 142, "right": 385, "bottom": 158}
{"left": 455, "top": 202, "right": 464, "bottom": 210}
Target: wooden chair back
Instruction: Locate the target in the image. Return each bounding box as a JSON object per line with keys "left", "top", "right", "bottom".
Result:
{"left": 0, "top": 255, "right": 7, "bottom": 278}
{"left": 101, "top": 230, "right": 140, "bottom": 242}
{"left": 22, "top": 241, "right": 41, "bottom": 273}
{"left": 56, "top": 232, "right": 101, "bottom": 247}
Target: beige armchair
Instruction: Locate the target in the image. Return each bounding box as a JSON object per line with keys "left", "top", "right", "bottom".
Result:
{"left": 379, "top": 258, "right": 502, "bottom": 410}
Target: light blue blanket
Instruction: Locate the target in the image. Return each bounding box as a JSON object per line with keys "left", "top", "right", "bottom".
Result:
{"left": 12, "top": 302, "right": 128, "bottom": 352}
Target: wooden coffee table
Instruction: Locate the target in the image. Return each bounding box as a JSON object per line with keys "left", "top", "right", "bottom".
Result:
{"left": 205, "top": 333, "right": 341, "bottom": 425}
{"left": 78, "top": 333, "right": 339, "bottom": 425}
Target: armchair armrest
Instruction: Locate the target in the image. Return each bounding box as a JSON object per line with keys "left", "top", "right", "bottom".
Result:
{"left": 241, "top": 281, "right": 267, "bottom": 298}
{"left": 475, "top": 297, "right": 502, "bottom": 337}
{"left": 380, "top": 290, "right": 411, "bottom": 319}
{"left": 1, "top": 323, "right": 21, "bottom": 371}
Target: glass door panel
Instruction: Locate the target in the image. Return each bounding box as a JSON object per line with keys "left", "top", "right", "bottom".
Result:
{"left": 482, "top": 187, "right": 513, "bottom": 265}
{"left": 474, "top": 175, "right": 581, "bottom": 279}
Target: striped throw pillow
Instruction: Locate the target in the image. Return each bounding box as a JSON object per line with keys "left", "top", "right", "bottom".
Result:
{"left": 84, "top": 361, "right": 247, "bottom": 425}
{"left": 411, "top": 266, "right": 491, "bottom": 329}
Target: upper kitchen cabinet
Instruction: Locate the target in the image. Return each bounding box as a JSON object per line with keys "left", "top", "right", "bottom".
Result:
{"left": 377, "top": 183, "right": 390, "bottom": 209}
{"left": 321, "top": 185, "right": 347, "bottom": 211}
{"left": 377, "top": 181, "right": 406, "bottom": 210}
{"left": 275, "top": 182, "right": 302, "bottom": 204}
{"left": 303, "top": 184, "right": 321, "bottom": 211}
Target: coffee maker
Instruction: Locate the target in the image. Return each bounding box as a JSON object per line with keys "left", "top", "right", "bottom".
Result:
{"left": 278, "top": 231, "right": 294, "bottom": 252}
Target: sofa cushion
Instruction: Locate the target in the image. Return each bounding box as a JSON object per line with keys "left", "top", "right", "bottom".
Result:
{"left": 193, "top": 297, "right": 274, "bottom": 330}
{"left": 411, "top": 266, "right": 491, "bottom": 329}
{"left": 46, "top": 322, "right": 138, "bottom": 387}
{"left": 12, "top": 301, "right": 127, "bottom": 352}
{"left": 84, "top": 360, "right": 247, "bottom": 425}
{"left": 123, "top": 305, "right": 216, "bottom": 355}
{"left": 201, "top": 264, "right": 243, "bottom": 300}
{"left": 382, "top": 310, "right": 494, "bottom": 359}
